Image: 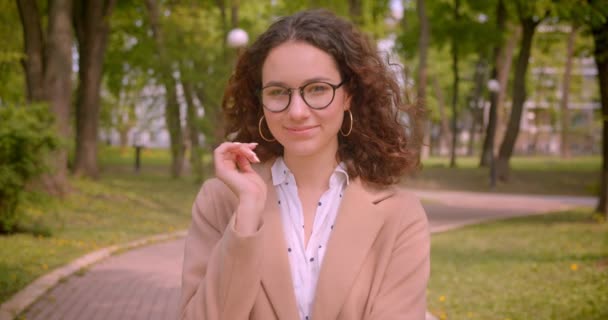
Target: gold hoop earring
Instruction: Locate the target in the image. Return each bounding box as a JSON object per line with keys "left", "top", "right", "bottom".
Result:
{"left": 340, "top": 110, "right": 353, "bottom": 137}
{"left": 258, "top": 116, "right": 276, "bottom": 142}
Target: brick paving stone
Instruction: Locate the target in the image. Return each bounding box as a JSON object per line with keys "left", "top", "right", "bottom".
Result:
{"left": 21, "top": 239, "right": 184, "bottom": 320}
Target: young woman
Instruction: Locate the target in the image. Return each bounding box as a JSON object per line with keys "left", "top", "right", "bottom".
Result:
{"left": 179, "top": 9, "right": 429, "bottom": 320}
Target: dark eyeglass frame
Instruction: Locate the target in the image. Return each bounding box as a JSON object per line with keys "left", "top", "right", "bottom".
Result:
{"left": 260, "top": 80, "right": 346, "bottom": 113}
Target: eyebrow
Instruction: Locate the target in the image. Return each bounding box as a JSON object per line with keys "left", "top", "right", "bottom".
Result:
{"left": 263, "top": 77, "right": 337, "bottom": 87}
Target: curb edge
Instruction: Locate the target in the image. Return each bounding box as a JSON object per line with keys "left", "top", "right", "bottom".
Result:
{"left": 0, "top": 229, "right": 187, "bottom": 320}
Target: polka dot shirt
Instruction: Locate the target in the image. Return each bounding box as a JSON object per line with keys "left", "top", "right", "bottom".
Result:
{"left": 271, "top": 157, "right": 349, "bottom": 320}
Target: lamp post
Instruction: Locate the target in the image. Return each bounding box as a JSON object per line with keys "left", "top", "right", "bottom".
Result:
{"left": 133, "top": 131, "right": 143, "bottom": 173}
{"left": 487, "top": 79, "right": 500, "bottom": 188}
{"left": 227, "top": 28, "right": 249, "bottom": 52}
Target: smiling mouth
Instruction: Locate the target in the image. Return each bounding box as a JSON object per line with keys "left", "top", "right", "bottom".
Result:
{"left": 286, "top": 126, "right": 318, "bottom": 132}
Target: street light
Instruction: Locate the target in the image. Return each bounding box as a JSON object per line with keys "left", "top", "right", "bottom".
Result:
{"left": 226, "top": 28, "right": 248, "bottom": 66}
{"left": 487, "top": 79, "right": 500, "bottom": 93}
{"left": 487, "top": 79, "right": 500, "bottom": 189}
{"left": 133, "top": 131, "right": 143, "bottom": 173}
{"left": 227, "top": 28, "right": 249, "bottom": 49}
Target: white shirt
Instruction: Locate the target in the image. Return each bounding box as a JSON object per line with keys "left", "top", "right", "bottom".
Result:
{"left": 271, "top": 157, "right": 349, "bottom": 320}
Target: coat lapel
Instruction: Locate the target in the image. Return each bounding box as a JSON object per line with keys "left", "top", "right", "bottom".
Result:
{"left": 257, "top": 162, "right": 300, "bottom": 319}
{"left": 311, "top": 179, "right": 395, "bottom": 320}
{"left": 254, "top": 162, "right": 395, "bottom": 320}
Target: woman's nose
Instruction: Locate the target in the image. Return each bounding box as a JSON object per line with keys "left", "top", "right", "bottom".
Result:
{"left": 287, "top": 91, "right": 310, "bottom": 119}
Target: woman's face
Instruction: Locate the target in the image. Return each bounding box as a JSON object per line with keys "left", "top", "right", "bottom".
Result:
{"left": 261, "top": 41, "right": 349, "bottom": 159}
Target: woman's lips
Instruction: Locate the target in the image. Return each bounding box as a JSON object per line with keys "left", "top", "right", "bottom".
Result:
{"left": 285, "top": 125, "right": 318, "bottom": 135}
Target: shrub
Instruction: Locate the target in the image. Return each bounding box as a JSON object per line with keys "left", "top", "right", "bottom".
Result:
{"left": 0, "top": 104, "right": 58, "bottom": 233}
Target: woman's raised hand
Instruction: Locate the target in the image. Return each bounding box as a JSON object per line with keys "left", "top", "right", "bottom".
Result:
{"left": 214, "top": 142, "right": 267, "bottom": 233}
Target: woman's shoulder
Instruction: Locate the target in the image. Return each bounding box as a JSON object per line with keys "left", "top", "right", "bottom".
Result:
{"left": 380, "top": 185, "right": 427, "bottom": 226}
{"left": 362, "top": 182, "right": 421, "bottom": 207}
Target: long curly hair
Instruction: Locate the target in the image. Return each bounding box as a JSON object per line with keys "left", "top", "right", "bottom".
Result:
{"left": 222, "top": 9, "right": 422, "bottom": 186}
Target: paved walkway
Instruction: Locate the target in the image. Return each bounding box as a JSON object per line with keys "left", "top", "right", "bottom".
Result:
{"left": 22, "top": 239, "right": 183, "bottom": 320}
{"left": 15, "top": 190, "right": 595, "bottom": 320}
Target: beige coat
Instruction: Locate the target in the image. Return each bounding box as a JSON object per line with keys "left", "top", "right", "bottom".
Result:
{"left": 179, "top": 162, "right": 430, "bottom": 319}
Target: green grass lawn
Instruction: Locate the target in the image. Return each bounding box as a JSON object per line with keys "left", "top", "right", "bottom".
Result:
{"left": 427, "top": 209, "right": 608, "bottom": 320}
{"left": 0, "top": 148, "right": 203, "bottom": 303}
{"left": 405, "top": 156, "right": 600, "bottom": 196}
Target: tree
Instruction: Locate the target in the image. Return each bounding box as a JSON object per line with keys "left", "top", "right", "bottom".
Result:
{"left": 559, "top": 24, "right": 577, "bottom": 158}
{"left": 72, "top": 0, "right": 118, "bottom": 178}
{"left": 398, "top": 0, "right": 493, "bottom": 160}
{"left": 415, "top": 0, "right": 430, "bottom": 159}
{"left": 479, "top": 0, "right": 507, "bottom": 167}
{"left": 449, "top": 0, "right": 461, "bottom": 168}
{"left": 466, "top": 57, "right": 489, "bottom": 156}
{"left": 432, "top": 75, "right": 451, "bottom": 155}
{"left": 182, "top": 77, "right": 203, "bottom": 183}
{"left": 145, "top": 0, "right": 185, "bottom": 178}
{"left": 16, "top": 0, "right": 44, "bottom": 103}
{"left": 496, "top": 0, "right": 549, "bottom": 181}
{"left": 348, "top": 0, "right": 362, "bottom": 25}
{"left": 17, "top": 0, "right": 74, "bottom": 195}
{"left": 589, "top": 2, "right": 608, "bottom": 216}
{"left": 0, "top": 2, "right": 26, "bottom": 105}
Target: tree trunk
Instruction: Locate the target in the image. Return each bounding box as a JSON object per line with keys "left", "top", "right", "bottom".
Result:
{"left": 417, "top": 0, "right": 430, "bottom": 142}
{"left": 230, "top": 0, "right": 239, "bottom": 29}
{"left": 480, "top": 0, "right": 506, "bottom": 168}
{"left": 496, "top": 15, "right": 539, "bottom": 181}
{"left": 16, "top": 0, "right": 45, "bottom": 103}
{"left": 495, "top": 24, "right": 519, "bottom": 147}
{"left": 413, "top": 0, "right": 430, "bottom": 159}
{"left": 42, "top": 0, "right": 74, "bottom": 195}
{"left": 348, "top": 0, "right": 363, "bottom": 25}
{"left": 479, "top": 0, "right": 507, "bottom": 170}
{"left": 72, "top": 0, "right": 117, "bottom": 179}
{"left": 166, "top": 77, "right": 185, "bottom": 178}
{"left": 118, "top": 128, "right": 129, "bottom": 150}
{"left": 145, "top": 0, "right": 184, "bottom": 178}
{"left": 467, "top": 108, "right": 478, "bottom": 157}
{"left": 449, "top": 0, "right": 460, "bottom": 168}
{"left": 591, "top": 18, "right": 608, "bottom": 217}
{"left": 432, "top": 76, "right": 451, "bottom": 156}
{"left": 560, "top": 24, "right": 577, "bottom": 159}
{"left": 182, "top": 79, "right": 204, "bottom": 183}
{"left": 468, "top": 58, "right": 487, "bottom": 156}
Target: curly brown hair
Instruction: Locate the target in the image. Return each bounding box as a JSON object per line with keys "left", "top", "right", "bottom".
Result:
{"left": 222, "top": 9, "right": 421, "bottom": 186}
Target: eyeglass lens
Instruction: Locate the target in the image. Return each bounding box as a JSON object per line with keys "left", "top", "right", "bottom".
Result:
{"left": 261, "top": 82, "right": 337, "bottom": 112}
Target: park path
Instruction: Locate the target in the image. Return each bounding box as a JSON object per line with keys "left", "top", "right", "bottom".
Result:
{"left": 17, "top": 190, "right": 595, "bottom": 320}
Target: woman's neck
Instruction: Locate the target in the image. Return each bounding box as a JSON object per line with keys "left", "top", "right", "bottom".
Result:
{"left": 283, "top": 149, "right": 338, "bottom": 191}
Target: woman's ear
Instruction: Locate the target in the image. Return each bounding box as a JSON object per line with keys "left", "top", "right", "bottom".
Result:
{"left": 343, "top": 94, "right": 352, "bottom": 111}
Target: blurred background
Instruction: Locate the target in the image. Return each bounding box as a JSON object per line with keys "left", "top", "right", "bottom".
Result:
{"left": 1, "top": 0, "right": 607, "bottom": 319}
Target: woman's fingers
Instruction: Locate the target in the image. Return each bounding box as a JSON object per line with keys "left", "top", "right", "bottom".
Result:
{"left": 213, "top": 142, "right": 266, "bottom": 200}
{"left": 229, "top": 143, "right": 260, "bottom": 165}
{"left": 236, "top": 154, "right": 253, "bottom": 172}
{"left": 214, "top": 142, "right": 260, "bottom": 172}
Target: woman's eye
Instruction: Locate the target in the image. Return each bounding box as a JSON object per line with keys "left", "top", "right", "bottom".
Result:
{"left": 307, "top": 84, "right": 329, "bottom": 94}
{"left": 267, "top": 88, "right": 289, "bottom": 96}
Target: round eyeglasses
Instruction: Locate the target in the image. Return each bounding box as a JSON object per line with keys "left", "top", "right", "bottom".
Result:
{"left": 260, "top": 80, "right": 345, "bottom": 113}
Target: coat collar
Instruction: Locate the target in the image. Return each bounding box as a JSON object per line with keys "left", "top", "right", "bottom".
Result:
{"left": 254, "top": 161, "right": 396, "bottom": 319}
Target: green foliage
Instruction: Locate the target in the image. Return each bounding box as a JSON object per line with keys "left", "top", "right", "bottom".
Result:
{"left": 396, "top": 0, "right": 502, "bottom": 129}
{"left": 0, "top": 105, "right": 59, "bottom": 233}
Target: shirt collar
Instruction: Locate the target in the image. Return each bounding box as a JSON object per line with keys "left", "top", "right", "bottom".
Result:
{"left": 271, "top": 157, "right": 350, "bottom": 187}
{"left": 271, "top": 157, "right": 291, "bottom": 186}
